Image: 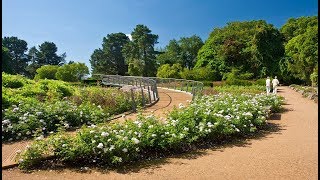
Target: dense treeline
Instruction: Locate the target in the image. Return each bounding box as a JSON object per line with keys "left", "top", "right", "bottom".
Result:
{"left": 2, "top": 16, "right": 318, "bottom": 85}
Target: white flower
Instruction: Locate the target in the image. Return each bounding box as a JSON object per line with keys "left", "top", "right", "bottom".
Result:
{"left": 64, "top": 123, "right": 70, "bottom": 129}
{"left": 36, "top": 135, "right": 44, "bottom": 140}
{"left": 36, "top": 112, "right": 42, "bottom": 116}
{"left": 135, "top": 147, "right": 140, "bottom": 152}
{"left": 165, "top": 132, "right": 169, "bottom": 135}
{"left": 18, "top": 159, "right": 24, "bottom": 163}
{"left": 243, "top": 112, "right": 253, "bottom": 117}
{"left": 13, "top": 107, "right": 19, "bottom": 112}
{"left": 26, "top": 145, "right": 31, "bottom": 149}
{"left": 132, "top": 137, "right": 140, "bottom": 144}
{"left": 97, "top": 143, "right": 104, "bottom": 149}
{"left": 178, "top": 103, "right": 184, "bottom": 109}
{"left": 179, "top": 133, "right": 185, "bottom": 138}
{"left": 122, "top": 148, "right": 128, "bottom": 153}
{"left": 92, "top": 140, "right": 96, "bottom": 143}
{"left": 207, "top": 122, "right": 213, "bottom": 128}
{"left": 62, "top": 144, "right": 67, "bottom": 147}
{"left": 17, "top": 133, "right": 21, "bottom": 136}
{"left": 123, "top": 136, "right": 128, "bottom": 141}
{"left": 90, "top": 124, "right": 97, "bottom": 128}
{"left": 109, "top": 145, "right": 115, "bottom": 151}
{"left": 39, "top": 119, "right": 44, "bottom": 123}
{"left": 97, "top": 105, "right": 102, "bottom": 109}
{"left": 2, "top": 119, "right": 10, "bottom": 124}
{"left": 235, "top": 128, "right": 240, "bottom": 132}
{"left": 183, "top": 127, "right": 189, "bottom": 131}
{"left": 151, "top": 134, "right": 157, "bottom": 137}
{"left": 107, "top": 138, "right": 112, "bottom": 142}
{"left": 90, "top": 130, "right": 95, "bottom": 134}
{"left": 148, "top": 125, "right": 153, "bottom": 129}
{"left": 101, "top": 132, "right": 109, "bottom": 137}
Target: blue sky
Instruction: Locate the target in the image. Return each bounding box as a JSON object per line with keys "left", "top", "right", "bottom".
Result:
{"left": 2, "top": 0, "right": 318, "bottom": 72}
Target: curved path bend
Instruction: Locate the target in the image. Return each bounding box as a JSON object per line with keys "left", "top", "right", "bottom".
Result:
{"left": 3, "top": 86, "right": 318, "bottom": 180}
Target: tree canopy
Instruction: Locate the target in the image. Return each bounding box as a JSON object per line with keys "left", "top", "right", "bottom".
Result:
{"left": 2, "top": 36, "right": 29, "bottom": 75}
{"left": 123, "top": 24, "right": 159, "bottom": 77}
{"left": 156, "top": 35, "right": 203, "bottom": 69}
{"left": 196, "top": 20, "right": 285, "bottom": 80}
{"left": 90, "top": 33, "right": 130, "bottom": 75}
{"left": 280, "top": 16, "right": 318, "bottom": 84}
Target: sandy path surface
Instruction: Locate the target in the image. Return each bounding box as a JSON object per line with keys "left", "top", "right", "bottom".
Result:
{"left": 2, "top": 86, "right": 318, "bottom": 180}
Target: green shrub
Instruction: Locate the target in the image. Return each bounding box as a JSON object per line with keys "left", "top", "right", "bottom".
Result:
{"left": 254, "top": 78, "right": 266, "bottom": 86}
{"left": 34, "top": 65, "right": 59, "bottom": 80}
{"left": 2, "top": 72, "right": 31, "bottom": 88}
{"left": 157, "top": 64, "right": 182, "bottom": 79}
{"left": 56, "top": 63, "right": 89, "bottom": 82}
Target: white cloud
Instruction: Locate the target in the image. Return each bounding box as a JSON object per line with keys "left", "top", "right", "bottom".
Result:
{"left": 125, "top": 34, "right": 132, "bottom": 41}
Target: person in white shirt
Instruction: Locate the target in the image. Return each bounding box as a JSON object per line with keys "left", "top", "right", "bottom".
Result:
{"left": 266, "top": 76, "right": 271, "bottom": 95}
{"left": 272, "top": 76, "right": 280, "bottom": 94}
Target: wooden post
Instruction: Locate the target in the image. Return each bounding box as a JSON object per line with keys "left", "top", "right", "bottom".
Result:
{"left": 147, "top": 85, "right": 152, "bottom": 104}
{"left": 186, "top": 81, "right": 189, "bottom": 92}
{"left": 141, "top": 87, "right": 145, "bottom": 107}
{"left": 130, "top": 88, "right": 136, "bottom": 112}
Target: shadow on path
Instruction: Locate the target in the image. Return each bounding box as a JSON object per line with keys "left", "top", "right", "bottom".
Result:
{"left": 27, "top": 119, "right": 285, "bottom": 175}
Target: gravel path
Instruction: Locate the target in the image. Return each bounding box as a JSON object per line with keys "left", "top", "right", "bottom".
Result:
{"left": 2, "top": 86, "right": 318, "bottom": 180}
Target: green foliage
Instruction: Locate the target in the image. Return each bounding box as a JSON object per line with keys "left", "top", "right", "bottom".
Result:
{"left": 34, "top": 65, "right": 59, "bottom": 80}
{"left": 204, "top": 85, "right": 265, "bottom": 95}
{"left": 36, "top": 42, "right": 66, "bottom": 65}
{"left": 56, "top": 63, "right": 89, "bottom": 82}
{"left": 2, "top": 72, "right": 32, "bottom": 88}
{"left": 196, "top": 20, "right": 285, "bottom": 79}
{"left": 2, "top": 46, "right": 13, "bottom": 74}
{"left": 223, "top": 68, "right": 253, "bottom": 86}
{"left": 281, "top": 16, "right": 318, "bottom": 85}
{"left": 310, "top": 70, "right": 318, "bottom": 86}
{"left": 123, "top": 24, "right": 159, "bottom": 77}
{"left": 18, "top": 93, "right": 283, "bottom": 169}
{"left": 156, "top": 63, "right": 182, "bottom": 78}
{"left": 2, "top": 36, "right": 29, "bottom": 75}
{"left": 90, "top": 33, "right": 130, "bottom": 75}
{"left": 157, "top": 35, "right": 204, "bottom": 69}
{"left": 180, "top": 67, "right": 217, "bottom": 81}
{"left": 2, "top": 74, "right": 145, "bottom": 143}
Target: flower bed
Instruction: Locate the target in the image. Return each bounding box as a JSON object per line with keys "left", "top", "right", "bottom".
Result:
{"left": 289, "top": 84, "right": 318, "bottom": 103}
{"left": 17, "top": 93, "right": 283, "bottom": 170}
{"left": 2, "top": 73, "right": 146, "bottom": 142}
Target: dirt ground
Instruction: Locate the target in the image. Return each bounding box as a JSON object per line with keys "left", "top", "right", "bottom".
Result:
{"left": 2, "top": 86, "right": 318, "bottom": 180}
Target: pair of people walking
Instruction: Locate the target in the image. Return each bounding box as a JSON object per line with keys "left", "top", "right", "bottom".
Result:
{"left": 266, "top": 76, "right": 279, "bottom": 95}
